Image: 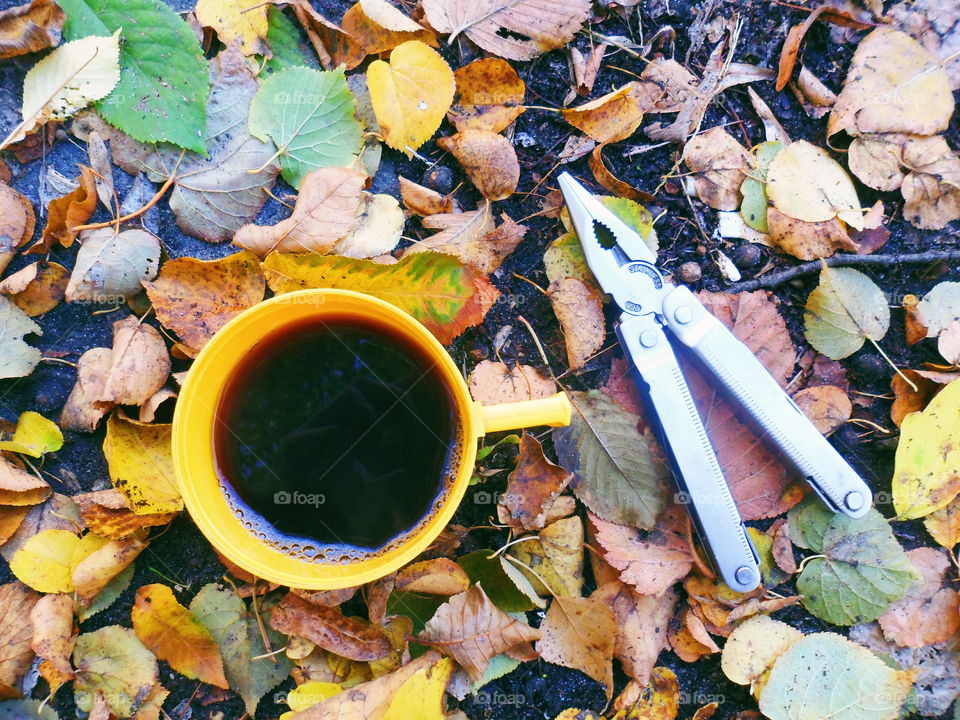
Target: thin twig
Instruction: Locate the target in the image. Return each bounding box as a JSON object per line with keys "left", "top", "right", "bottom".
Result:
{"left": 729, "top": 250, "right": 960, "bottom": 292}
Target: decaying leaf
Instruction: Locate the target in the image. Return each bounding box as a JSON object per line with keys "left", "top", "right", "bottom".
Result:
{"left": 103, "top": 414, "right": 182, "bottom": 515}
{"left": 0, "top": 296, "right": 42, "bottom": 380}
{"left": 74, "top": 489, "right": 177, "bottom": 540}
{"left": 467, "top": 360, "right": 555, "bottom": 405}
{"left": 398, "top": 176, "right": 453, "bottom": 216}
{"left": 437, "top": 130, "right": 519, "bottom": 201}
{"left": 334, "top": 193, "right": 404, "bottom": 259}
{"left": 792, "top": 385, "right": 852, "bottom": 435}
{"left": 721, "top": 614, "right": 802, "bottom": 693}
{"left": 0, "top": 581, "right": 40, "bottom": 696}
{"left": 669, "top": 605, "right": 720, "bottom": 662}
{"left": 72, "top": 534, "right": 147, "bottom": 607}
{"left": 0, "top": 182, "right": 35, "bottom": 269}
{"left": 804, "top": 267, "right": 890, "bottom": 360}
{"left": 682, "top": 126, "right": 753, "bottom": 211}
{"left": 877, "top": 547, "right": 960, "bottom": 648}
{"left": 548, "top": 277, "right": 605, "bottom": 370}
{"left": 536, "top": 595, "right": 615, "bottom": 697}
{"left": 99, "top": 317, "right": 170, "bottom": 408}
{"left": 270, "top": 592, "right": 390, "bottom": 662}
{"left": 497, "top": 432, "right": 572, "bottom": 531}
{"left": 65, "top": 228, "right": 161, "bottom": 304}
{"left": 59, "top": 348, "right": 112, "bottom": 432}
{"left": 448, "top": 57, "right": 525, "bottom": 133}
{"left": 30, "top": 592, "right": 76, "bottom": 679}
{"left": 0, "top": 261, "right": 68, "bottom": 316}
{"left": 34, "top": 166, "right": 97, "bottom": 252}
{"left": 341, "top": 0, "right": 437, "bottom": 56}
{"left": 508, "top": 515, "right": 584, "bottom": 597}
{"left": 0, "top": 0, "right": 64, "bottom": 59}
{"left": 924, "top": 497, "right": 960, "bottom": 549}
{"left": 72, "top": 626, "right": 158, "bottom": 718}
{"left": 609, "top": 666, "right": 680, "bottom": 720}
{"left": 0, "top": 457, "right": 51, "bottom": 505}
{"left": 765, "top": 207, "right": 856, "bottom": 261}
{"left": 395, "top": 558, "right": 469, "bottom": 596}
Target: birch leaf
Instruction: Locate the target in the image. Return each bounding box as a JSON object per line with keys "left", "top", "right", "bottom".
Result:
{"left": 0, "top": 296, "right": 42, "bottom": 381}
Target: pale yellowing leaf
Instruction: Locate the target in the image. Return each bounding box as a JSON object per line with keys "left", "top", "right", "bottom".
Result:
{"left": 195, "top": 0, "right": 268, "bottom": 56}
{"left": 9, "top": 529, "right": 80, "bottom": 593}
{"left": 803, "top": 267, "right": 890, "bottom": 359}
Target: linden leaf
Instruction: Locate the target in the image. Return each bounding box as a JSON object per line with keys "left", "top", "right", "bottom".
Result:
{"left": 341, "top": 0, "right": 437, "bottom": 56}
{"left": 720, "top": 614, "right": 802, "bottom": 693}
{"left": 803, "top": 267, "right": 890, "bottom": 360}
{"left": 0, "top": 411, "right": 62, "bottom": 457}
{"left": 195, "top": 0, "right": 268, "bottom": 56}
{"left": 759, "top": 633, "right": 914, "bottom": 720}
{"left": 561, "top": 83, "right": 650, "bottom": 144}
{"left": 262, "top": 251, "right": 497, "bottom": 345}
{"left": 536, "top": 595, "right": 615, "bottom": 698}
{"left": 0, "top": 296, "right": 42, "bottom": 379}
{"left": 58, "top": 0, "right": 209, "bottom": 152}
{"left": 0, "top": 31, "right": 119, "bottom": 149}
{"left": 448, "top": 57, "right": 525, "bottom": 133}
{"left": 367, "top": 40, "right": 454, "bottom": 156}
{"left": 681, "top": 126, "right": 753, "bottom": 211}
{"left": 248, "top": 66, "right": 363, "bottom": 189}
{"left": 553, "top": 390, "right": 670, "bottom": 529}
{"left": 72, "top": 626, "right": 158, "bottom": 717}
{"left": 421, "top": 0, "right": 590, "bottom": 61}
{"left": 0, "top": 0, "right": 64, "bottom": 60}
{"left": 132, "top": 584, "right": 228, "bottom": 689}
{"left": 103, "top": 414, "right": 182, "bottom": 515}
{"left": 892, "top": 379, "right": 960, "bottom": 519}
{"left": 143, "top": 251, "right": 266, "bottom": 357}
{"left": 64, "top": 228, "right": 161, "bottom": 304}
{"left": 10, "top": 529, "right": 80, "bottom": 593}
{"left": 788, "top": 497, "right": 917, "bottom": 625}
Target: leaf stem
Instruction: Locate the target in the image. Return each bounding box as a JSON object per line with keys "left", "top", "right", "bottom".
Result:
{"left": 869, "top": 338, "right": 918, "bottom": 393}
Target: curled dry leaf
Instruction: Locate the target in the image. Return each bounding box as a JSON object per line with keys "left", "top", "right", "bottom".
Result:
{"left": 342, "top": 0, "right": 437, "bottom": 55}
{"left": 0, "top": 457, "right": 51, "bottom": 505}
{"left": 682, "top": 126, "right": 752, "bottom": 211}
{"left": 0, "top": 261, "right": 68, "bottom": 316}
{"left": 792, "top": 385, "right": 852, "bottom": 435}
{"left": 877, "top": 546, "right": 960, "bottom": 648}
{"left": 0, "top": 0, "right": 64, "bottom": 59}
{"left": 30, "top": 592, "right": 77, "bottom": 677}
{"left": 565, "top": 42, "right": 607, "bottom": 105}
{"left": 0, "top": 182, "right": 35, "bottom": 272}
{"left": 34, "top": 165, "right": 97, "bottom": 252}
{"left": 467, "top": 360, "right": 555, "bottom": 405}
{"left": 561, "top": 83, "right": 652, "bottom": 144}
{"left": 548, "top": 277, "right": 605, "bottom": 370}
{"left": 0, "top": 581, "right": 40, "bottom": 695}
{"left": 270, "top": 591, "right": 390, "bottom": 662}
{"left": 765, "top": 206, "right": 855, "bottom": 261}
{"left": 99, "top": 317, "right": 170, "bottom": 408}
{"left": 438, "top": 130, "right": 519, "bottom": 201}
{"left": 144, "top": 251, "right": 266, "bottom": 356}
{"left": 75, "top": 488, "right": 177, "bottom": 539}
{"left": 233, "top": 167, "right": 366, "bottom": 257}
{"left": 509, "top": 515, "right": 584, "bottom": 597}
{"left": 395, "top": 558, "right": 470, "bottom": 595}
{"left": 536, "top": 595, "right": 615, "bottom": 697}
{"left": 421, "top": 0, "right": 591, "bottom": 62}
{"left": 59, "top": 347, "right": 112, "bottom": 432}
{"left": 398, "top": 176, "right": 453, "bottom": 216}
{"left": 448, "top": 57, "right": 525, "bottom": 134}
{"left": 498, "top": 432, "right": 572, "bottom": 532}
{"left": 669, "top": 605, "right": 720, "bottom": 662}
{"left": 72, "top": 626, "right": 158, "bottom": 718}
{"left": 417, "top": 584, "right": 541, "bottom": 680}
{"left": 104, "top": 414, "right": 182, "bottom": 515}
{"left": 591, "top": 507, "right": 693, "bottom": 596}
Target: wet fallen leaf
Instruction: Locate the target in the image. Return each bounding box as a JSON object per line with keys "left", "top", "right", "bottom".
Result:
{"left": 720, "top": 615, "right": 802, "bottom": 694}
{"left": 32, "top": 166, "right": 98, "bottom": 252}
{"left": 421, "top": 0, "right": 590, "bottom": 61}
{"left": 0, "top": 261, "right": 68, "bottom": 316}
{"left": 195, "top": 0, "right": 268, "bottom": 56}
{"left": 592, "top": 580, "right": 677, "bottom": 685}
{"left": 0, "top": 32, "right": 120, "bottom": 149}
{"left": 0, "top": 581, "right": 40, "bottom": 696}
{"left": 98, "top": 317, "right": 170, "bottom": 408}
{"left": 892, "top": 379, "right": 960, "bottom": 519}
{"left": 877, "top": 546, "right": 959, "bottom": 648}
{"left": 397, "top": 176, "right": 453, "bottom": 216}
{"left": 418, "top": 584, "right": 540, "bottom": 680}
{"left": 367, "top": 41, "right": 454, "bottom": 156}
{"left": 74, "top": 489, "right": 177, "bottom": 539}
{"left": 59, "top": 348, "right": 112, "bottom": 432}
{"left": 792, "top": 385, "right": 852, "bottom": 435}
{"left": 0, "top": 411, "right": 62, "bottom": 457}
{"left": 561, "top": 83, "right": 651, "bottom": 144}
{"left": 682, "top": 126, "right": 752, "bottom": 211}
{"left": 271, "top": 592, "right": 390, "bottom": 662}
{"left": 72, "top": 626, "right": 158, "bottom": 717}
{"left": 103, "top": 414, "right": 182, "bottom": 515}
{"left": 498, "top": 432, "right": 572, "bottom": 532}
{"left": 0, "top": 457, "right": 50, "bottom": 505}
{"left": 10, "top": 528, "right": 80, "bottom": 593}
{"left": 804, "top": 266, "right": 890, "bottom": 360}
{"left": 509, "top": 515, "right": 584, "bottom": 597}
{"left": 591, "top": 507, "right": 693, "bottom": 596}
{"left": 144, "top": 251, "right": 265, "bottom": 356}
{"left": 65, "top": 227, "right": 161, "bottom": 304}
{"left": 548, "top": 277, "right": 604, "bottom": 370}
{"left": 448, "top": 58, "right": 525, "bottom": 133}
{"left": 395, "top": 558, "right": 470, "bottom": 595}
{"left": 263, "top": 251, "right": 496, "bottom": 345}
{"left": 537, "top": 595, "right": 615, "bottom": 697}
{"left": 467, "top": 360, "right": 555, "bottom": 405}
{"left": 30, "top": 593, "right": 76, "bottom": 678}
{"left": 341, "top": 0, "right": 436, "bottom": 55}
{"left": 0, "top": 0, "right": 64, "bottom": 59}
{"left": 438, "top": 130, "right": 519, "bottom": 201}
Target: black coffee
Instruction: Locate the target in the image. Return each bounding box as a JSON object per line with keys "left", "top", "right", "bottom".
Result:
{"left": 213, "top": 317, "right": 456, "bottom": 550}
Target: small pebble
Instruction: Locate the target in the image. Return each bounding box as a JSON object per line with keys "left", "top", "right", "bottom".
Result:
{"left": 695, "top": 245, "right": 707, "bottom": 256}
{"left": 678, "top": 261, "right": 702, "bottom": 284}
{"left": 422, "top": 165, "right": 454, "bottom": 195}
{"left": 731, "top": 243, "right": 764, "bottom": 270}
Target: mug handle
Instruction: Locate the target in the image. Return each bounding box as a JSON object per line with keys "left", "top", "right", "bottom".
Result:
{"left": 476, "top": 392, "right": 572, "bottom": 434}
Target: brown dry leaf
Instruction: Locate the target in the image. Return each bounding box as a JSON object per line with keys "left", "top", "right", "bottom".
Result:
{"left": 0, "top": 182, "right": 35, "bottom": 273}
{"left": 687, "top": 291, "right": 806, "bottom": 520}
{"left": 508, "top": 515, "right": 584, "bottom": 598}
{"left": 591, "top": 506, "right": 693, "bottom": 596}
{"left": 828, "top": 28, "right": 954, "bottom": 138}
{"left": 74, "top": 489, "right": 177, "bottom": 539}
{"left": 0, "top": 457, "right": 51, "bottom": 505}
{"left": 497, "top": 432, "right": 572, "bottom": 532}
{"left": 448, "top": 57, "right": 525, "bottom": 134}
{"left": 289, "top": 0, "right": 365, "bottom": 70}
{"left": 341, "top": 0, "right": 436, "bottom": 55}
{"left": 407, "top": 207, "right": 526, "bottom": 275}
{"left": 0, "top": 507, "right": 29, "bottom": 545}
{"left": 900, "top": 135, "right": 960, "bottom": 230}
{"left": 669, "top": 605, "right": 720, "bottom": 662}
{"left": 32, "top": 165, "right": 97, "bottom": 252}
{"left": 878, "top": 547, "right": 960, "bottom": 648}
{"left": 766, "top": 207, "right": 856, "bottom": 261}
{"left": 395, "top": 558, "right": 470, "bottom": 596}
{"left": 792, "top": 65, "right": 837, "bottom": 119}
{"left": 233, "top": 167, "right": 366, "bottom": 257}
{"left": 561, "top": 83, "right": 651, "bottom": 144}
{"left": 588, "top": 143, "right": 654, "bottom": 203}
{"left": 59, "top": 347, "right": 112, "bottom": 432}
{"left": 143, "top": 251, "right": 266, "bottom": 357}
{"left": 271, "top": 592, "right": 390, "bottom": 662}
{"left": 770, "top": 518, "right": 797, "bottom": 575}
{"left": 536, "top": 595, "right": 615, "bottom": 697}
{"left": 0, "top": 261, "right": 68, "bottom": 316}
{"left": 437, "top": 130, "right": 519, "bottom": 201}
{"left": 398, "top": 176, "right": 453, "bottom": 216}
{"left": 420, "top": 0, "right": 591, "bottom": 62}
{"left": 602, "top": 355, "right": 647, "bottom": 419}
{"left": 565, "top": 42, "right": 607, "bottom": 105}
{"left": 548, "top": 277, "right": 605, "bottom": 370}
{"left": 925, "top": 497, "right": 960, "bottom": 549}
{"left": 417, "top": 584, "right": 541, "bottom": 680}
{"left": 0, "top": 581, "right": 39, "bottom": 695}
{"left": 792, "top": 385, "right": 852, "bottom": 435}
{"left": 682, "top": 126, "right": 753, "bottom": 211}
{"left": 99, "top": 317, "right": 170, "bottom": 408}
{"left": 467, "top": 360, "right": 555, "bottom": 405}
{"left": 291, "top": 586, "right": 357, "bottom": 608}
{"left": 139, "top": 388, "right": 176, "bottom": 424}
{"left": 591, "top": 580, "right": 677, "bottom": 685}
{"left": 72, "top": 534, "right": 147, "bottom": 607}
{"left": 0, "top": 0, "right": 64, "bottom": 59}
{"left": 30, "top": 592, "right": 76, "bottom": 677}
{"left": 776, "top": 6, "right": 829, "bottom": 91}
{"left": 848, "top": 134, "right": 910, "bottom": 192}
{"left": 683, "top": 573, "right": 766, "bottom": 635}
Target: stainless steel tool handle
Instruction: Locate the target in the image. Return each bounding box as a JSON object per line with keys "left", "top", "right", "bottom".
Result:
{"left": 616, "top": 313, "right": 760, "bottom": 592}
{"left": 660, "top": 285, "right": 872, "bottom": 518}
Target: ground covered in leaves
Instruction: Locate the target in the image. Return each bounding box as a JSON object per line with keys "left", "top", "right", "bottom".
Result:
{"left": 0, "top": 0, "right": 958, "bottom": 719}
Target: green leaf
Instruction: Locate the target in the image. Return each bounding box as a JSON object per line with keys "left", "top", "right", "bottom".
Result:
{"left": 740, "top": 140, "right": 783, "bottom": 233}
{"left": 262, "top": 6, "right": 318, "bottom": 76}
{"left": 0, "top": 700, "right": 60, "bottom": 720}
{"left": 788, "top": 496, "right": 917, "bottom": 625}
{"left": 59, "top": 0, "right": 209, "bottom": 153}
{"left": 760, "top": 633, "right": 914, "bottom": 720}
{"left": 0, "top": 296, "right": 41, "bottom": 380}
{"left": 248, "top": 66, "right": 363, "bottom": 189}
{"left": 553, "top": 390, "right": 670, "bottom": 529}
{"left": 456, "top": 549, "right": 537, "bottom": 613}
{"left": 0, "top": 411, "right": 63, "bottom": 457}
{"left": 803, "top": 266, "right": 890, "bottom": 359}
{"left": 190, "top": 583, "right": 292, "bottom": 716}
{"left": 262, "top": 251, "right": 495, "bottom": 345}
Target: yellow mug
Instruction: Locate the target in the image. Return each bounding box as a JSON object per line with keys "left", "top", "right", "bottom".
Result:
{"left": 172, "top": 289, "right": 571, "bottom": 589}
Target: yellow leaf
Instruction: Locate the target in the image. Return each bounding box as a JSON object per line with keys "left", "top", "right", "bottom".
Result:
{"left": 9, "top": 528, "right": 80, "bottom": 593}
{"left": 892, "top": 379, "right": 960, "bottom": 519}
{"left": 0, "top": 410, "right": 63, "bottom": 457}
{"left": 367, "top": 40, "right": 454, "bottom": 156}
{"left": 195, "top": 0, "right": 268, "bottom": 56}
{"left": 381, "top": 656, "right": 454, "bottom": 720}
{"left": 73, "top": 534, "right": 147, "bottom": 606}
{"left": 103, "top": 413, "right": 182, "bottom": 515}
{"left": 286, "top": 681, "right": 343, "bottom": 712}
{"left": 132, "top": 584, "right": 228, "bottom": 689}
{"left": 73, "top": 625, "right": 159, "bottom": 717}
{"left": 720, "top": 615, "right": 802, "bottom": 696}
{"left": 1, "top": 30, "right": 120, "bottom": 149}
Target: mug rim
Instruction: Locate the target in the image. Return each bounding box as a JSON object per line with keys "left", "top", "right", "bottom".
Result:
{"left": 172, "top": 288, "right": 480, "bottom": 589}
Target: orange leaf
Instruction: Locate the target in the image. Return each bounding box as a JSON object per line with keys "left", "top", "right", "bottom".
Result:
{"left": 536, "top": 595, "right": 615, "bottom": 697}
{"left": 31, "top": 165, "right": 97, "bottom": 252}
{"left": 497, "top": 432, "right": 572, "bottom": 531}
{"left": 878, "top": 547, "right": 960, "bottom": 647}
{"left": 0, "top": 581, "right": 40, "bottom": 696}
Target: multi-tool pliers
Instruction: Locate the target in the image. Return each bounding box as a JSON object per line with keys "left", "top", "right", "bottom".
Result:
{"left": 557, "top": 172, "right": 872, "bottom": 592}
